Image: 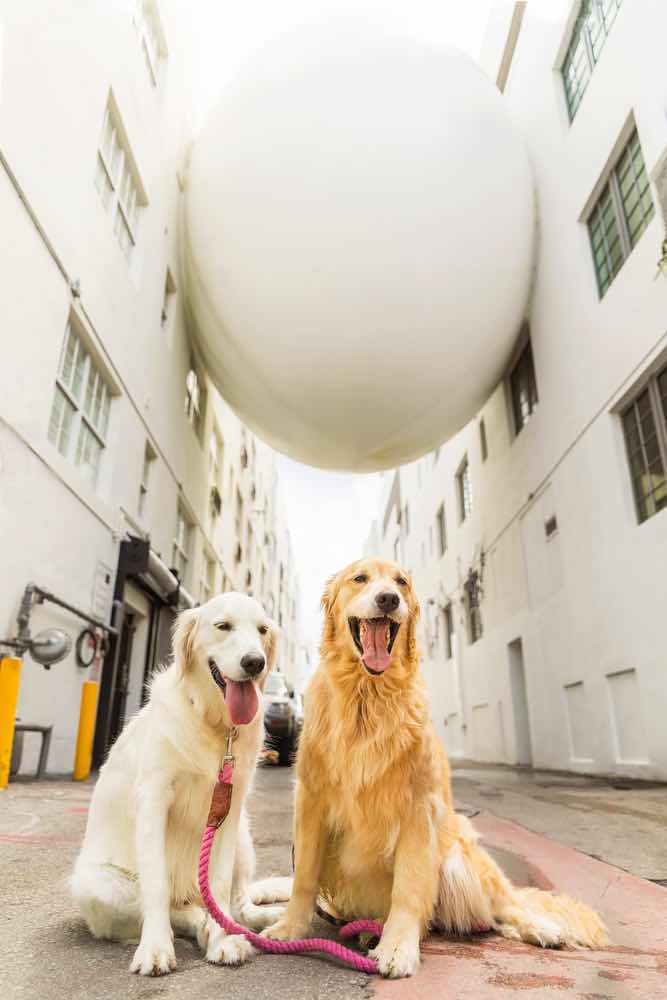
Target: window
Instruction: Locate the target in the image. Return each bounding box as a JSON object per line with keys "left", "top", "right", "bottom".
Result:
{"left": 94, "top": 96, "right": 145, "bottom": 258}
{"left": 436, "top": 504, "right": 447, "bottom": 556}
{"left": 209, "top": 426, "right": 223, "bottom": 487}
{"left": 185, "top": 356, "right": 206, "bottom": 439}
{"left": 456, "top": 456, "right": 473, "bottom": 522}
{"left": 48, "top": 321, "right": 112, "bottom": 488}
{"left": 442, "top": 604, "right": 454, "bottom": 660}
{"left": 200, "top": 554, "right": 216, "bottom": 604}
{"left": 138, "top": 440, "right": 156, "bottom": 519}
{"left": 161, "top": 269, "right": 176, "bottom": 327}
{"left": 393, "top": 537, "right": 400, "bottom": 562}
{"left": 562, "top": 0, "right": 623, "bottom": 120}
{"left": 621, "top": 364, "right": 667, "bottom": 524}
{"left": 403, "top": 504, "right": 410, "bottom": 536}
{"left": 135, "top": 1, "right": 166, "bottom": 85}
{"left": 545, "top": 515, "right": 559, "bottom": 539}
{"left": 464, "top": 572, "right": 483, "bottom": 644}
{"left": 588, "top": 129, "right": 655, "bottom": 297}
{"left": 480, "top": 419, "right": 488, "bottom": 462}
{"left": 172, "top": 505, "right": 193, "bottom": 584}
{"left": 510, "top": 340, "right": 538, "bottom": 434}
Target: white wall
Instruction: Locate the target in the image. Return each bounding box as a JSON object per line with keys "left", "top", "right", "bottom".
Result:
{"left": 0, "top": 1, "right": 301, "bottom": 774}
{"left": 367, "top": 0, "right": 667, "bottom": 780}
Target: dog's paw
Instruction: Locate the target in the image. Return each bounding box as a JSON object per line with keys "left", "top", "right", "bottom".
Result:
{"left": 369, "top": 938, "right": 420, "bottom": 979}
{"left": 206, "top": 933, "right": 255, "bottom": 966}
{"left": 260, "top": 915, "right": 309, "bottom": 941}
{"left": 238, "top": 902, "right": 286, "bottom": 931}
{"left": 129, "top": 938, "right": 177, "bottom": 976}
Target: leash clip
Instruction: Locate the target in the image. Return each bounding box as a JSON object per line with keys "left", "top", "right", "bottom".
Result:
{"left": 223, "top": 725, "right": 239, "bottom": 765}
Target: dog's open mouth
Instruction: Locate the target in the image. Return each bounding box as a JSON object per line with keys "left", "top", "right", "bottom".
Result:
{"left": 209, "top": 658, "right": 259, "bottom": 725}
{"left": 348, "top": 617, "right": 400, "bottom": 675}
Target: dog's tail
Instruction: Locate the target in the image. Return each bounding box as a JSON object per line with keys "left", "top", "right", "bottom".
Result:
{"left": 434, "top": 814, "right": 608, "bottom": 950}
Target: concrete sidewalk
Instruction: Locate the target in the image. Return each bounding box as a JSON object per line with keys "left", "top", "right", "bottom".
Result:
{"left": 1, "top": 767, "right": 665, "bottom": 999}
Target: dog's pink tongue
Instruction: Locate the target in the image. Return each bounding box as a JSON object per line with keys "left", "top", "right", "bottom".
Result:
{"left": 361, "top": 619, "right": 391, "bottom": 673}
{"left": 224, "top": 680, "right": 259, "bottom": 725}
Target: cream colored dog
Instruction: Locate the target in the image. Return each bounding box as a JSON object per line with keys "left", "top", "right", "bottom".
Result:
{"left": 265, "top": 559, "right": 607, "bottom": 978}
{"left": 70, "top": 592, "right": 290, "bottom": 976}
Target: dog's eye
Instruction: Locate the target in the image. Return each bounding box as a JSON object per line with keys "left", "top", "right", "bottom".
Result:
{"left": 258, "top": 624, "right": 268, "bottom": 635}
{"left": 353, "top": 574, "right": 368, "bottom": 584}
{"left": 215, "top": 621, "right": 232, "bottom": 631}
{"left": 395, "top": 576, "right": 408, "bottom": 587}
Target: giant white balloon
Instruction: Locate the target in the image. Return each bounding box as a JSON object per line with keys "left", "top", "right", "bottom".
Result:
{"left": 184, "top": 24, "right": 534, "bottom": 472}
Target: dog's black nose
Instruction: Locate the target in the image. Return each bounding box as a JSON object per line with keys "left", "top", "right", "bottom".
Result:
{"left": 375, "top": 591, "right": 399, "bottom": 613}
{"left": 240, "top": 653, "right": 265, "bottom": 677}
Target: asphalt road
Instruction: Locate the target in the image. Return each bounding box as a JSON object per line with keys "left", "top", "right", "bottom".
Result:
{"left": 1, "top": 766, "right": 372, "bottom": 1000}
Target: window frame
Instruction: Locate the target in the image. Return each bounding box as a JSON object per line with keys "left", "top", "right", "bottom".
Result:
{"left": 47, "top": 320, "right": 113, "bottom": 489}
{"left": 456, "top": 456, "right": 473, "bottom": 523}
{"left": 185, "top": 356, "right": 207, "bottom": 441}
{"left": 138, "top": 439, "right": 157, "bottom": 519}
{"left": 94, "top": 96, "right": 146, "bottom": 259}
{"left": 621, "top": 364, "right": 667, "bottom": 525}
{"left": 510, "top": 339, "right": 539, "bottom": 436}
{"left": 479, "top": 418, "right": 488, "bottom": 462}
{"left": 442, "top": 604, "right": 454, "bottom": 660}
{"left": 199, "top": 553, "right": 216, "bottom": 604}
{"left": 464, "top": 573, "right": 483, "bottom": 645}
{"left": 587, "top": 128, "right": 655, "bottom": 298}
{"left": 562, "top": 0, "right": 624, "bottom": 121}
{"left": 172, "top": 505, "right": 193, "bottom": 585}
{"left": 436, "top": 503, "right": 447, "bottom": 557}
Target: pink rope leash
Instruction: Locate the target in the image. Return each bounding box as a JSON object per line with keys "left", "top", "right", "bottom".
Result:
{"left": 198, "top": 766, "right": 380, "bottom": 974}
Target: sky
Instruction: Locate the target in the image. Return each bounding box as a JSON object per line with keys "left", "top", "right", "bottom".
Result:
{"left": 193, "top": 1, "right": 495, "bottom": 653}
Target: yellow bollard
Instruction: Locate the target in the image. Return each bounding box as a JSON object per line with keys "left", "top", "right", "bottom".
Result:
{"left": 73, "top": 680, "right": 99, "bottom": 781}
{"left": 0, "top": 656, "right": 22, "bottom": 790}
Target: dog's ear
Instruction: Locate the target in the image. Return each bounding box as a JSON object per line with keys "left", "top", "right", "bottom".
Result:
{"left": 321, "top": 572, "right": 342, "bottom": 647}
{"left": 406, "top": 583, "right": 420, "bottom": 662}
{"left": 264, "top": 619, "right": 280, "bottom": 671}
{"left": 173, "top": 608, "right": 199, "bottom": 675}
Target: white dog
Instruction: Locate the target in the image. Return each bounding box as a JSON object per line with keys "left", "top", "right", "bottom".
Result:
{"left": 70, "top": 592, "right": 290, "bottom": 976}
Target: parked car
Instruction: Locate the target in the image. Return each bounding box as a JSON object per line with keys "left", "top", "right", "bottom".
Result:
{"left": 263, "top": 672, "right": 297, "bottom": 765}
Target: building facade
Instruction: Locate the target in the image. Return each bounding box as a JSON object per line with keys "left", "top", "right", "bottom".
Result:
{"left": 0, "top": 1, "right": 301, "bottom": 776}
{"left": 366, "top": 0, "right": 667, "bottom": 780}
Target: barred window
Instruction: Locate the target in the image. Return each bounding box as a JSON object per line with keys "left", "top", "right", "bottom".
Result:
{"left": 48, "top": 321, "right": 112, "bottom": 488}
{"left": 588, "top": 129, "right": 655, "bottom": 297}
{"left": 135, "top": 1, "right": 167, "bottom": 86}
{"left": 94, "top": 96, "right": 145, "bottom": 259}
{"left": 510, "top": 340, "right": 538, "bottom": 435}
{"left": 562, "top": 0, "right": 623, "bottom": 120}
{"left": 456, "top": 457, "right": 472, "bottom": 522}
{"left": 621, "top": 364, "right": 667, "bottom": 524}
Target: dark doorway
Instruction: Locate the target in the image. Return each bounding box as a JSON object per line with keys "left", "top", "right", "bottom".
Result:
{"left": 108, "top": 611, "right": 135, "bottom": 749}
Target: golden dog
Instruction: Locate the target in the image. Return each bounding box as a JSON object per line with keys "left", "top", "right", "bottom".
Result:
{"left": 265, "top": 558, "right": 607, "bottom": 977}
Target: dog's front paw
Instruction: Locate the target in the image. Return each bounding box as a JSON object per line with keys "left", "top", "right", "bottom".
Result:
{"left": 260, "top": 914, "right": 309, "bottom": 941}
{"left": 206, "top": 933, "right": 254, "bottom": 966}
{"left": 369, "top": 938, "right": 420, "bottom": 978}
{"left": 129, "top": 938, "right": 177, "bottom": 976}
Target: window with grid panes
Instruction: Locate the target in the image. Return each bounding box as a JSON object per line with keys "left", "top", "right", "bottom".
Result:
{"left": 94, "top": 98, "right": 144, "bottom": 259}
{"left": 456, "top": 456, "right": 472, "bottom": 522}
{"left": 172, "top": 506, "right": 192, "bottom": 584}
{"left": 48, "top": 322, "right": 112, "bottom": 488}
{"left": 135, "top": 1, "right": 166, "bottom": 86}
{"left": 562, "top": 0, "right": 623, "bottom": 120}
{"left": 510, "top": 340, "right": 538, "bottom": 434}
{"left": 588, "top": 129, "right": 655, "bottom": 297}
{"left": 621, "top": 363, "right": 667, "bottom": 524}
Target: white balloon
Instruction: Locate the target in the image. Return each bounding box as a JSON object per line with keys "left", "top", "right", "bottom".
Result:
{"left": 184, "top": 23, "right": 534, "bottom": 472}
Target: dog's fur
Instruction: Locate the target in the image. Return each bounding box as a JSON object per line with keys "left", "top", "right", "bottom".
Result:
{"left": 264, "top": 559, "right": 608, "bottom": 978}
{"left": 70, "top": 592, "right": 291, "bottom": 976}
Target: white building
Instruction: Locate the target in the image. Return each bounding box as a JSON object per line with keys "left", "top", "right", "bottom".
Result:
{"left": 366, "top": 0, "right": 667, "bottom": 780}
{"left": 0, "top": 1, "right": 301, "bottom": 776}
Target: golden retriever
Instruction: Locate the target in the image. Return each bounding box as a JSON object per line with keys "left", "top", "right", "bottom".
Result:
{"left": 265, "top": 558, "right": 607, "bottom": 977}
{"left": 71, "top": 592, "right": 290, "bottom": 976}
